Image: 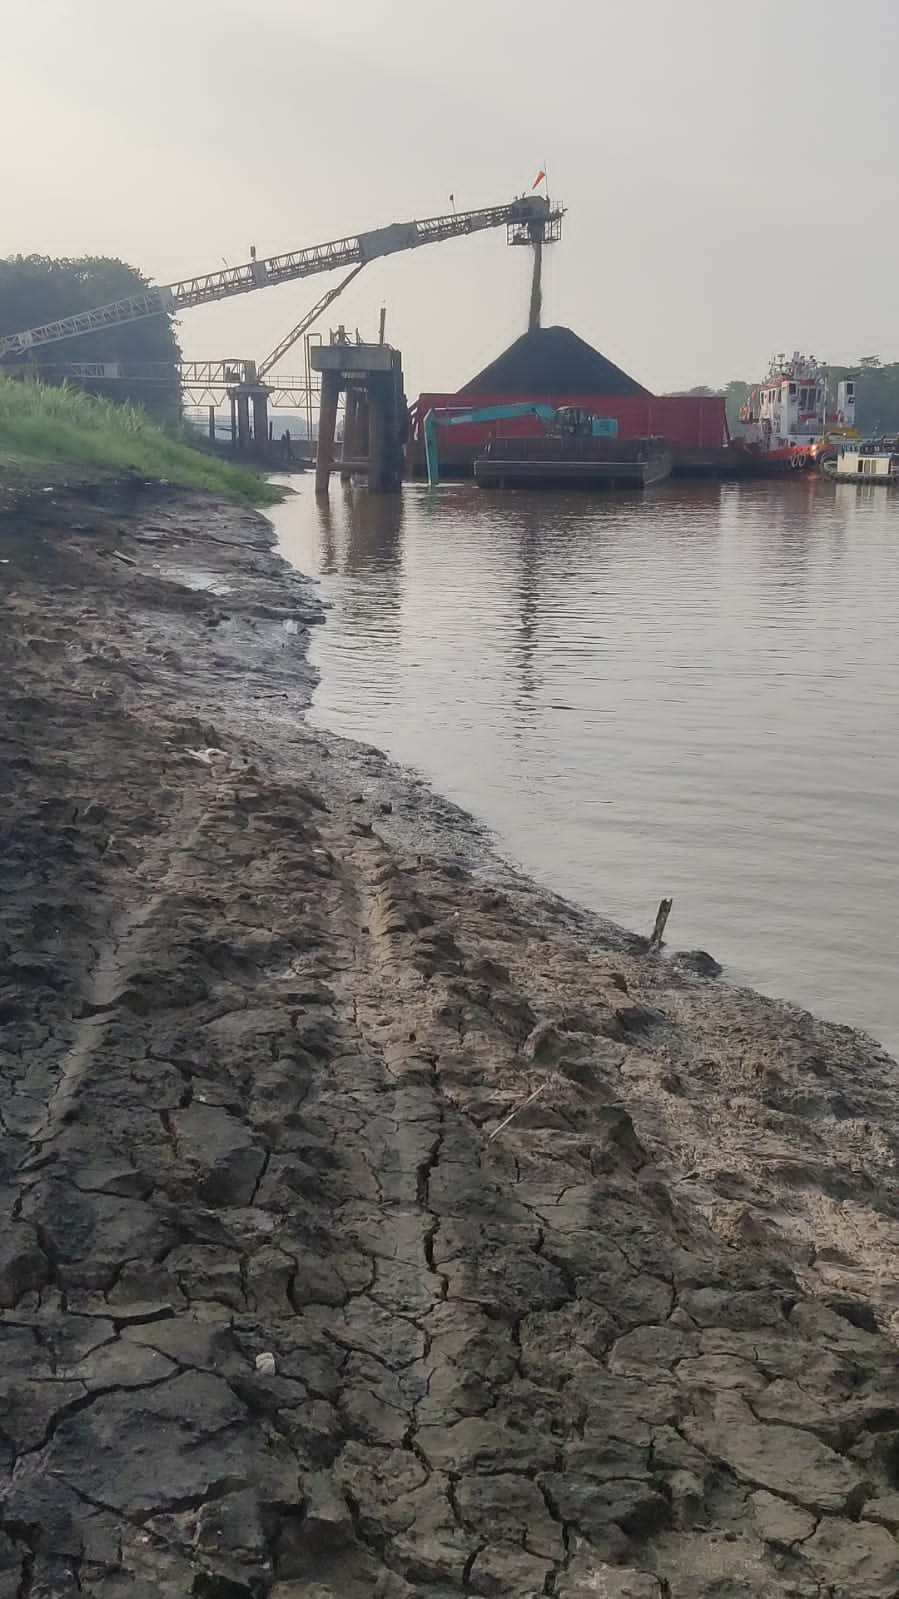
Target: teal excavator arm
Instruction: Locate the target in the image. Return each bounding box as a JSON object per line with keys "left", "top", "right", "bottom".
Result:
{"left": 423, "top": 402, "right": 556, "bottom": 487}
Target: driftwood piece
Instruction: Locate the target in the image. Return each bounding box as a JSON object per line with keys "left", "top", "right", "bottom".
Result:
{"left": 649, "top": 897, "right": 673, "bottom": 951}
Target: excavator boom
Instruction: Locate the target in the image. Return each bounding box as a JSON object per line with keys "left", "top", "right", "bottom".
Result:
{"left": 0, "top": 195, "right": 563, "bottom": 361}
{"left": 423, "top": 401, "right": 557, "bottom": 486}
{"left": 422, "top": 400, "right": 618, "bottom": 486}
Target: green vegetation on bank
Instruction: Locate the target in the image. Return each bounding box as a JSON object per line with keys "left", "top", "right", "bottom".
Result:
{"left": 0, "top": 376, "right": 278, "bottom": 504}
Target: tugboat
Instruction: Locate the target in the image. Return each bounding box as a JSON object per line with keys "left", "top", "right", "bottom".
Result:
{"left": 733, "top": 354, "right": 857, "bottom": 472}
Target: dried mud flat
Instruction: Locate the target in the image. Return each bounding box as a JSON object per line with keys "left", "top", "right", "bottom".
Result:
{"left": 4, "top": 484, "right": 899, "bottom": 1599}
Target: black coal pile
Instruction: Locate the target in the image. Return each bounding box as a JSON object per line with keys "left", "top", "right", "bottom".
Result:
{"left": 461, "top": 325, "right": 649, "bottom": 397}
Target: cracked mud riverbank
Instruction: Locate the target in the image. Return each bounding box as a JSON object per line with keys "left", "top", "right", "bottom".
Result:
{"left": 5, "top": 484, "right": 899, "bottom": 1597}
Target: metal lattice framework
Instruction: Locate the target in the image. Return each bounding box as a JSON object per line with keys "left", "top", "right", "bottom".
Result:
{"left": 257, "top": 264, "right": 365, "bottom": 380}
{"left": 5, "top": 359, "right": 320, "bottom": 408}
{"left": 5, "top": 359, "right": 251, "bottom": 384}
{"left": 0, "top": 196, "right": 563, "bottom": 361}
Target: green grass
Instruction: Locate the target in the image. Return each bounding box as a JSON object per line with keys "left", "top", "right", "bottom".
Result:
{"left": 0, "top": 375, "right": 279, "bottom": 504}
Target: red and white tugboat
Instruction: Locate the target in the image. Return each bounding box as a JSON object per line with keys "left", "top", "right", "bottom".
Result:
{"left": 734, "top": 353, "right": 856, "bottom": 471}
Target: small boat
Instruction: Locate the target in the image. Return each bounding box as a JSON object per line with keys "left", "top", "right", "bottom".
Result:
{"left": 732, "top": 353, "right": 858, "bottom": 472}
{"left": 822, "top": 440, "right": 899, "bottom": 484}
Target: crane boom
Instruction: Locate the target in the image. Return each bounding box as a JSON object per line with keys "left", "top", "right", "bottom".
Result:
{"left": 257, "top": 263, "right": 366, "bottom": 381}
{"left": 0, "top": 195, "right": 562, "bottom": 361}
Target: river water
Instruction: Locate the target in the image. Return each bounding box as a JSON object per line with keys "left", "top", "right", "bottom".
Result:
{"left": 271, "top": 474, "right": 899, "bottom": 1053}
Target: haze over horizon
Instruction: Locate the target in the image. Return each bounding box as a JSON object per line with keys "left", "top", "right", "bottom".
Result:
{"left": 5, "top": 0, "right": 898, "bottom": 398}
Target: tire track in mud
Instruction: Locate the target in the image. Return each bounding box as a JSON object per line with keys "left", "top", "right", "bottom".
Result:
{"left": 21, "top": 780, "right": 229, "bottom": 1152}
{"left": 4, "top": 489, "right": 899, "bottom": 1598}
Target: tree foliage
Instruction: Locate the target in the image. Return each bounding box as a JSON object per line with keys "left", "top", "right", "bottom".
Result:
{"left": 723, "top": 380, "right": 752, "bottom": 426}
{"left": 720, "top": 363, "right": 899, "bottom": 434}
{"left": 0, "top": 255, "right": 181, "bottom": 418}
{"left": 826, "top": 362, "right": 899, "bottom": 434}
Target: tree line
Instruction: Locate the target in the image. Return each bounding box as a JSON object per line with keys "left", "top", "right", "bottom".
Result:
{"left": 683, "top": 358, "right": 899, "bottom": 436}
{"left": 0, "top": 255, "right": 181, "bottom": 419}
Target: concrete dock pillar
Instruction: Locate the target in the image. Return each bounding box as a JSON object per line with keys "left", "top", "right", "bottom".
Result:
{"left": 356, "top": 394, "right": 370, "bottom": 463}
{"left": 368, "top": 382, "right": 386, "bottom": 493}
{"left": 251, "top": 389, "right": 269, "bottom": 455}
{"left": 316, "top": 373, "right": 340, "bottom": 495}
{"left": 208, "top": 405, "right": 216, "bottom": 443}
{"left": 235, "top": 392, "right": 251, "bottom": 450}
{"left": 341, "top": 389, "right": 360, "bottom": 481}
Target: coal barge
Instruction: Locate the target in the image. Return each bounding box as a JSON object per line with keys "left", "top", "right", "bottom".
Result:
{"left": 409, "top": 326, "right": 736, "bottom": 480}
{"left": 474, "top": 430, "right": 672, "bottom": 490}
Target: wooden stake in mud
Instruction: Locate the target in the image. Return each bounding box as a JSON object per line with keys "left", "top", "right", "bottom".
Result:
{"left": 488, "top": 1083, "right": 547, "bottom": 1143}
{"left": 649, "top": 897, "right": 673, "bottom": 951}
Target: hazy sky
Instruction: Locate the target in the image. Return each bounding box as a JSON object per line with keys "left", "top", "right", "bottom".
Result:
{"left": 5, "top": 0, "right": 898, "bottom": 397}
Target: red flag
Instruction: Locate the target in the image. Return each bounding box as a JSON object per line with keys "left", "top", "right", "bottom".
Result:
{"left": 532, "top": 170, "right": 546, "bottom": 189}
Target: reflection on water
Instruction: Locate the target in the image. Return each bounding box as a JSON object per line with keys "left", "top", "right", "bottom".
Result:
{"left": 272, "top": 474, "right": 899, "bottom": 1052}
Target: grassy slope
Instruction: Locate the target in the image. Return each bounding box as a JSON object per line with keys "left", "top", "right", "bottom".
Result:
{"left": 0, "top": 376, "right": 278, "bottom": 504}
